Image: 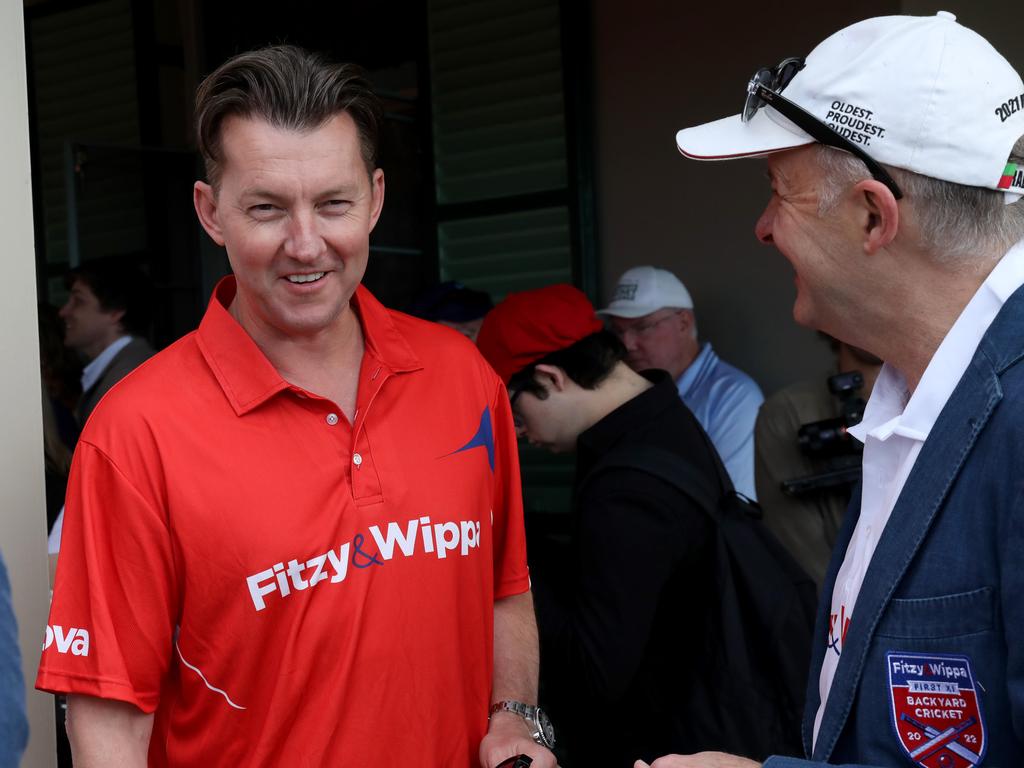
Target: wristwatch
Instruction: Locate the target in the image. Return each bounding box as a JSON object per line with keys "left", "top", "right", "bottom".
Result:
{"left": 489, "top": 700, "right": 556, "bottom": 749}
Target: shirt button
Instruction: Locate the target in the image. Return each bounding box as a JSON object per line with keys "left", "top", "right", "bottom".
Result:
{"left": 326, "top": 413, "right": 339, "bottom": 426}
{"left": 353, "top": 453, "right": 363, "bottom": 466}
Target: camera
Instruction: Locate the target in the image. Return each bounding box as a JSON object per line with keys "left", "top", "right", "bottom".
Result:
{"left": 782, "top": 371, "right": 866, "bottom": 496}
{"left": 797, "top": 371, "right": 866, "bottom": 457}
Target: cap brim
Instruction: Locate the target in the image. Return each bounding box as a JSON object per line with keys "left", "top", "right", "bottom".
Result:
{"left": 675, "top": 110, "right": 815, "bottom": 161}
{"left": 595, "top": 306, "right": 653, "bottom": 319}
{"left": 596, "top": 304, "right": 691, "bottom": 318}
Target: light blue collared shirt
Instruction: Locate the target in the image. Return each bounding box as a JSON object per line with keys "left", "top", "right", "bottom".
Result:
{"left": 677, "top": 343, "right": 764, "bottom": 498}
{"left": 81, "top": 335, "right": 132, "bottom": 393}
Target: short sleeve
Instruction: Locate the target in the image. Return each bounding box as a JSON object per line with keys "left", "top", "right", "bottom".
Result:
{"left": 488, "top": 377, "right": 530, "bottom": 599}
{"left": 35, "top": 441, "right": 179, "bottom": 713}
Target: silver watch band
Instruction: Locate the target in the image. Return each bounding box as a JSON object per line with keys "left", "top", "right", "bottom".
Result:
{"left": 489, "top": 700, "right": 535, "bottom": 720}
{"left": 488, "top": 700, "right": 555, "bottom": 749}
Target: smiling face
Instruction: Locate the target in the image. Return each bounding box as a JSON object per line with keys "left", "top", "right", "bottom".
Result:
{"left": 193, "top": 112, "right": 385, "bottom": 344}
{"left": 755, "top": 146, "right": 851, "bottom": 332}
{"left": 59, "top": 278, "right": 125, "bottom": 360}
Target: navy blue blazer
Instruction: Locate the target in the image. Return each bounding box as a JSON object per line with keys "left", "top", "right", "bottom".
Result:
{"left": 766, "top": 284, "right": 1024, "bottom": 767}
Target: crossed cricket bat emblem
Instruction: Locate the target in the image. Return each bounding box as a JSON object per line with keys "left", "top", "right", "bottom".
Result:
{"left": 899, "top": 712, "right": 981, "bottom": 765}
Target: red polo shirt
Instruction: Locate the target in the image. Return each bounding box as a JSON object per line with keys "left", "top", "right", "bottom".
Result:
{"left": 37, "top": 277, "right": 529, "bottom": 767}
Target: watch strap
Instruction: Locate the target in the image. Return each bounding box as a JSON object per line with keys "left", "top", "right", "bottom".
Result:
{"left": 489, "top": 700, "right": 554, "bottom": 749}
{"left": 489, "top": 700, "right": 536, "bottom": 720}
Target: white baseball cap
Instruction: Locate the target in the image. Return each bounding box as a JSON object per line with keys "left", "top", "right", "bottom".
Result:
{"left": 675, "top": 12, "right": 1024, "bottom": 202}
{"left": 597, "top": 266, "right": 693, "bottom": 319}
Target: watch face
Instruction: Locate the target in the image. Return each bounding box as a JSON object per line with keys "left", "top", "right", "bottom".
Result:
{"left": 536, "top": 707, "right": 556, "bottom": 748}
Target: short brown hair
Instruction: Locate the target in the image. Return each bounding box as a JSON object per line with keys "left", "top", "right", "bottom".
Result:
{"left": 65, "top": 255, "right": 155, "bottom": 337}
{"left": 195, "top": 45, "right": 381, "bottom": 188}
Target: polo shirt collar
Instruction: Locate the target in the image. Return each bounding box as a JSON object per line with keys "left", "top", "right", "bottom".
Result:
{"left": 352, "top": 283, "right": 422, "bottom": 376}
{"left": 196, "top": 276, "right": 422, "bottom": 416}
{"left": 676, "top": 342, "right": 715, "bottom": 398}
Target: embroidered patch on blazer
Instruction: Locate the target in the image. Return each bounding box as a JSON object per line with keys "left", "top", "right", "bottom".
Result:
{"left": 887, "top": 651, "right": 986, "bottom": 767}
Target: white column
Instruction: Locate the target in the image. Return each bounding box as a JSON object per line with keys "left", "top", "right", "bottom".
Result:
{"left": 0, "top": 2, "right": 57, "bottom": 766}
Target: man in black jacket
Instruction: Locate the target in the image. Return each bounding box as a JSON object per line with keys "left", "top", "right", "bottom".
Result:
{"left": 477, "top": 284, "right": 725, "bottom": 767}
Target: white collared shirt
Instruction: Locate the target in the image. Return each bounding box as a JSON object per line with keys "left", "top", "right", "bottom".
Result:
{"left": 80, "top": 335, "right": 133, "bottom": 393}
{"left": 812, "top": 239, "right": 1024, "bottom": 749}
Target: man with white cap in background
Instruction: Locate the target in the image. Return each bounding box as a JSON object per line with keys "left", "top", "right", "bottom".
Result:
{"left": 638, "top": 10, "right": 1024, "bottom": 768}
{"left": 599, "top": 266, "right": 763, "bottom": 498}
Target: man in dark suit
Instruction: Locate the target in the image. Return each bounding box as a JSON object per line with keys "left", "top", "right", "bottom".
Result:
{"left": 59, "top": 255, "right": 155, "bottom": 426}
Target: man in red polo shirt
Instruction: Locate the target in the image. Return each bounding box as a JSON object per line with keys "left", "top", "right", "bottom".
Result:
{"left": 37, "top": 45, "right": 555, "bottom": 768}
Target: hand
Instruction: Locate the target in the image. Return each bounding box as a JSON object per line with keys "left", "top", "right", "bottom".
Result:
{"left": 635, "top": 753, "right": 761, "bottom": 768}
{"left": 479, "top": 711, "right": 557, "bottom": 768}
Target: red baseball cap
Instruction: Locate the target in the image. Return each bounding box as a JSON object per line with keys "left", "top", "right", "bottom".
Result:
{"left": 477, "top": 284, "right": 604, "bottom": 386}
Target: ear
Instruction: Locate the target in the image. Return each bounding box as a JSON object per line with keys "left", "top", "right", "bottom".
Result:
{"left": 677, "top": 309, "right": 693, "bottom": 333}
{"left": 533, "top": 363, "right": 569, "bottom": 393}
{"left": 107, "top": 307, "right": 126, "bottom": 330}
{"left": 194, "top": 181, "right": 226, "bottom": 247}
{"left": 367, "top": 168, "right": 386, "bottom": 232}
{"left": 851, "top": 179, "right": 900, "bottom": 255}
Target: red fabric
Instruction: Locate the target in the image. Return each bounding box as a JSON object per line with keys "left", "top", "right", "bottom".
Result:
{"left": 37, "top": 277, "right": 529, "bottom": 767}
{"left": 477, "top": 284, "right": 603, "bottom": 385}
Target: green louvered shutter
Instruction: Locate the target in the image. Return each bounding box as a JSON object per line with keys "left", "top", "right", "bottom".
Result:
{"left": 29, "top": 0, "right": 143, "bottom": 299}
{"left": 428, "top": 0, "right": 577, "bottom": 515}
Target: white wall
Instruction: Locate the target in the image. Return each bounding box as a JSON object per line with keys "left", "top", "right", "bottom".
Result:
{"left": 591, "top": 1, "right": 1021, "bottom": 395}
{"left": 1, "top": 2, "right": 57, "bottom": 766}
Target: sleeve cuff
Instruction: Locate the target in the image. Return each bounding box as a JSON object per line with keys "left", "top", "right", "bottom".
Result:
{"left": 35, "top": 669, "right": 158, "bottom": 714}
{"left": 494, "top": 573, "right": 531, "bottom": 600}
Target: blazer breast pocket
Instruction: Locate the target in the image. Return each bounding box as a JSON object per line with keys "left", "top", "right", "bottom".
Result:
{"left": 874, "top": 586, "right": 995, "bottom": 640}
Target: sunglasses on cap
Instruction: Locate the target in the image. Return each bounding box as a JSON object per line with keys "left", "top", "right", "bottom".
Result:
{"left": 743, "top": 57, "right": 904, "bottom": 200}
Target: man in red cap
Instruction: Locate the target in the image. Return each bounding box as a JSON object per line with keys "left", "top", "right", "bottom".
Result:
{"left": 477, "top": 284, "right": 726, "bottom": 767}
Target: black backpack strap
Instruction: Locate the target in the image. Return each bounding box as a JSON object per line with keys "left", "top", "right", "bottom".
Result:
{"left": 580, "top": 445, "right": 724, "bottom": 522}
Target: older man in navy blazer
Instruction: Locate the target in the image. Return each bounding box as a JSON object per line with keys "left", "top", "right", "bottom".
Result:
{"left": 645, "top": 11, "right": 1024, "bottom": 768}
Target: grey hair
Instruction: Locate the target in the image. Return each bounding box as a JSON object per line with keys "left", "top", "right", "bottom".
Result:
{"left": 816, "top": 137, "right": 1024, "bottom": 265}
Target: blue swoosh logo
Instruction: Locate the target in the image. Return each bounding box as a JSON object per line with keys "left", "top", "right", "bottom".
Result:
{"left": 448, "top": 407, "right": 495, "bottom": 472}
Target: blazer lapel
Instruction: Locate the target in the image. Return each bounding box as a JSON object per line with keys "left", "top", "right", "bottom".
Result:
{"left": 798, "top": 481, "right": 864, "bottom": 757}
{"left": 802, "top": 484, "right": 862, "bottom": 757}
{"left": 74, "top": 342, "right": 131, "bottom": 426}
